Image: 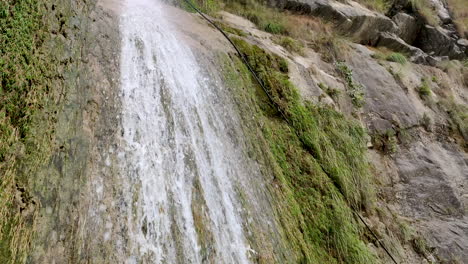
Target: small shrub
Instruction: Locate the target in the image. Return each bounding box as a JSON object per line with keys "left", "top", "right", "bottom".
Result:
{"left": 413, "top": 237, "right": 430, "bottom": 256}
{"left": 439, "top": 99, "right": 468, "bottom": 145}
{"left": 418, "top": 79, "right": 432, "bottom": 97}
{"left": 421, "top": 113, "right": 432, "bottom": 131}
{"left": 447, "top": 0, "right": 468, "bottom": 37}
{"left": 318, "top": 82, "right": 341, "bottom": 100}
{"left": 264, "top": 22, "right": 286, "bottom": 34}
{"left": 355, "top": 0, "right": 392, "bottom": 13}
{"left": 336, "top": 62, "right": 366, "bottom": 108}
{"left": 371, "top": 130, "right": 398, "bottom": 154}
{"left": 386, "top": 53, "right": 407, "bottom": 65}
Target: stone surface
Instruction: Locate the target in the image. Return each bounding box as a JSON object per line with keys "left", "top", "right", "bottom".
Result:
{"left": 417, "top": 25, "right": 466, "bottom": 59}
{"left": 348, "top": 44, "right": 421, "bottom": 128}
{"left": 395, "top": 140, "right": 468, "bottom": 262}
{"left": 392, "top": 12, "right": 421, "bottom": 44}
{"left": 270, "top": 0, "right": 398, "bottom": 44}
{"left": 375, "top": 32, "right": 431, "bottom": 64}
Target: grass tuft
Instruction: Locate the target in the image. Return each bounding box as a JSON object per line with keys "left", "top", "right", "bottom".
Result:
{"left": 418, "top": 78, "right": 432, "bottom": 97}
{"left": 386, "top": 53, "right": 407, "bottom": 65}
{"left": 273, "top": 36, "right": 305, "bottom": 55}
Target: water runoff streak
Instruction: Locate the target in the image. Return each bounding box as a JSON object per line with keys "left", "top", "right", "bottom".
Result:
{"left": 120, "top": 0, "right": 252, "bottom": 263}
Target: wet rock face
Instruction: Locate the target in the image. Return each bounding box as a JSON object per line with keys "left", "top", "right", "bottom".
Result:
{"left": 28, "top": 0, "right": 123, "bottom": 262}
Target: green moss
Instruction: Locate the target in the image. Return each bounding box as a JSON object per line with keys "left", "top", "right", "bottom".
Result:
{"left": 219, "top": 22, "right": 247, "bottom": 37}
{"left": 0, "top": 1, "right": 63, "bottom": 262}
{"left": 223, "top": 0, "right": 290, "bottom": 35}
{"left": 221, "top": 38, "right": 376, "bottom": 263}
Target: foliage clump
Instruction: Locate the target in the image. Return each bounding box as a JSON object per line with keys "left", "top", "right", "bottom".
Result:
{"left": 386, "top": 53, "right": 407, "bottom": 65}
{"left": 336, "top": 62, "right": 366, "bottom": 108}
{"left": 418, "top": 78, "right": 432, "bottom": 97}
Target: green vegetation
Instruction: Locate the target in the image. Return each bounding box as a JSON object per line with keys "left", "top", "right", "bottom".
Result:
{"left": 372, "top": 130, "right": 398, "bottom": 154}
{"left": 223, "top": 0, "right": 290, "bottom": 35}
{"left": 386, "top": 53, "right": 407, "bottom": 65}
{"left": 222, "top": 38, "right": 376, "bottom": 263}
{"left": 273, "top": 36, "right": 304, "bottom": 55}
{"left": 183, "top": 0, "right": 219, "bottom": 13}
{"left": 421, "top": 112, "right": 433, "bottom": 132}
{"left": 219, "top": 22, "right": 247, "bottom": 37}
{"left": 336, "top": 62, "right": 366, "bottom": 108}
{"left": 418, "top": 78, "right": 432, "bottom": 97}
{"left": 318, "top": 82, "right": 341, "bottom": 101}
{"left": 0, "top": 1, "right": 60, "bottom": 262}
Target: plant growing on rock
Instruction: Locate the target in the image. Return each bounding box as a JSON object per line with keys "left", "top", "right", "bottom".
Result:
{"left": 318, "top": 82, "right": 341, "bottom": 101}
{"left": 386, "top": 53, "right": 407, "bottom": 65}
{"left": 421, "top": 113, "right": 433, "bottom": 132}
{"left": 418, "top": 78, "right": 432, "bottom": 97}
{"left": 274, "top": 36, "right": 304, "bottom": 55}
{"left": 336, "top": 62, "right": 366, "bottom": 108}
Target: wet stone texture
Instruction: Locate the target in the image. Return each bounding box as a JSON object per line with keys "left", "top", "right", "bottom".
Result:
{"left": 28, "top": 0, "right": 122, "bottom": 262}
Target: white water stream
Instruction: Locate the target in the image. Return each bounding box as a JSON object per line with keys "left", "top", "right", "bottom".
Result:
{"left": 120, "top": 0, "right": 252, "bottom": 263}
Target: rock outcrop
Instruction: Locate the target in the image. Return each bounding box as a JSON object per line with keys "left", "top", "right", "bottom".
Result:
{"left": 268, "top": 0, "right": 467, "bottom": 61}
{"left": 416, "top": 25, "right": 467, "bottom": 59}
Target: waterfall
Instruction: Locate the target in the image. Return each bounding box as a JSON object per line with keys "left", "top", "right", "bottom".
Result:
{"left": 119, "top": 0, "right": 252, "bottom": 262}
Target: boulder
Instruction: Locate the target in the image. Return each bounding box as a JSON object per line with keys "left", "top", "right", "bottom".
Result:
{"left": 374, "top": 32, "right": 435, "bottom": 65}
{"left": 392, "top": 12, "right": 421, "bottom": 44}
{"left": 417, "top": 25, "right": 466, "bottom": 59}
{"left": 427, "top": 0, "right": 451, "bottom": 24}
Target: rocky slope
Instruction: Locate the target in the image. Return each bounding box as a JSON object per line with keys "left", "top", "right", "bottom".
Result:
{"left": 214, "top": 0, "right": 468, "bottom": 263}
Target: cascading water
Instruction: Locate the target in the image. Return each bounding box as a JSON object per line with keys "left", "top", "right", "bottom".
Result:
{"left": 120, "top": 0, "right": 253, "bottom": 262}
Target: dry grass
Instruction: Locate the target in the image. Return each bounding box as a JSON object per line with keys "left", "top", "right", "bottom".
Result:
{"left": 354, "top": 0, "right": 392, "bottom": 13}
{"left": 410, "top": 0, "right": 440, "bottom": 26}
{"left": 447, "top": 0, "right": 468, "bottom": 37}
